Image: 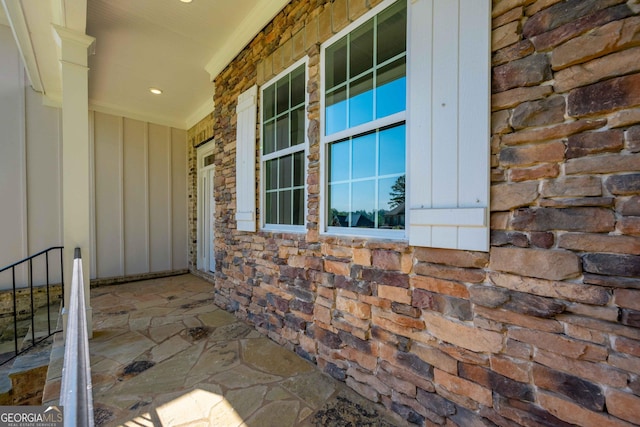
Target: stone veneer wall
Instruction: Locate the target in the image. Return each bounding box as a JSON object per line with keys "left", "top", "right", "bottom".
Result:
{"left": 187, "top": 0, "right": 640, "bottom": 425}
{"left": 0, "top": 285, "right": 62, "bottom": 330}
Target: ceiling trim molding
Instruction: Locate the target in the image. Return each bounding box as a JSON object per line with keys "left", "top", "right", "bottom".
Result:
{"left": 90, "top": 100, "right": 187, "bottom": 130}
{"left": 204, "top": 0, "right": 290, "bottom": 82}
{"left": 185, "top": 95, "right": 214, "bottom": 130}
{"left": 1, "top": 0, "right": 44, "bottom": 93}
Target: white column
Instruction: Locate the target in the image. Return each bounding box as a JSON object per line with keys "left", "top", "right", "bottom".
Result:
{"left": 53, "top": 25, "right": 95, "bottom": 337}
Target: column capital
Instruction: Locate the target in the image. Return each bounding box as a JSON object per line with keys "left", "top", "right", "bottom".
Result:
{"left": 52, "top": 25, "right": 95, "bottom": 67}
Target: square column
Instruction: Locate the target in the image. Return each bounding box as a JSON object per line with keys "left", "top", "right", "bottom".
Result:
{"left": 53, "top": 25, "right": 95, "bottom": 337}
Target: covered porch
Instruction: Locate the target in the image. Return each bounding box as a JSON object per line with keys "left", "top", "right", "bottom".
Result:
{"left": 42, "top": 274, "right": 405, "bottom": 426}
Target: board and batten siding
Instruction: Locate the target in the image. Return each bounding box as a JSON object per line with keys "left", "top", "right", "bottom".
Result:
{"left": 1, "top": 25, "right": 189, "bottom": 287}
{"left": 90, "top": 111, "right": 188, "bottom": 279}
{"left": 0, "top": 24, "right": 29, "bottom": 276}
{"left": 0, "top": 25, "right": 63, "bottom": 289}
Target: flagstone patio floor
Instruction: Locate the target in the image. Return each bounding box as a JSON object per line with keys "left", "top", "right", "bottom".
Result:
{"left": 42, "top": 274, "right": 407, "bottom": 426}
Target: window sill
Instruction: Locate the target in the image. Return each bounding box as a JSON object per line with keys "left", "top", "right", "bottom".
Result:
{"left": 322, "top": 227, "right": 407, "bottom": 242}
{"left": 261, "top": 225, "right": 307, "bottom": 234}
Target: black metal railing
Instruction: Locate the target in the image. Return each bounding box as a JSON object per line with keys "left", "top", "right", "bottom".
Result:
{"left": 0, "top": 246, "right": 64, "bottom": 365}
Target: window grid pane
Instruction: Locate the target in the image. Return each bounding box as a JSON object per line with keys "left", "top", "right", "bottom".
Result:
{"left": 261, "top": 63, "right": 307, "bottom": 227}
{"left": 264, "top": 153, "right": 306, "bottom": 225}
{"left": 324, "top": 0, "right": 407, "bottom": 136}
{"left": 350, "top": 19, "right": 374, "bottom": 79}
{"left": 327, "top": 124, "right": 406, "bottom": 230}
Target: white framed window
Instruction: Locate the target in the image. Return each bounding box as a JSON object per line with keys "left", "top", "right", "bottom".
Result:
{"left": 321, "top": 0, "right": 407, "bottom": 239}
{"left": 260, "top": 58, "right": 308, "bottom": 232}
{"left": 320, "top": 0, "right": 491, "bottom": 250}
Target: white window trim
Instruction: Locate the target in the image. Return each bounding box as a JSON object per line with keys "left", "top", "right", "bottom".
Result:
{"left": 324, "top": 111, "right": 405, "bottom": 145}
{"left": 259, "top": 56, "right": 309, "bottom": 233}
{"left": 320, "top": 0, "right": 408, "bottom": 241}
{"left": 321, "top": 0, "right": 401, "bottom": 57}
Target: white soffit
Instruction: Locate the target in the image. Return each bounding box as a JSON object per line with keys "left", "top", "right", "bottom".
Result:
{"left": 4, "top": 0, "right": 291, "bottom": 129}
{"left": 86, "top": 0, "right": 290, "bottom": 129}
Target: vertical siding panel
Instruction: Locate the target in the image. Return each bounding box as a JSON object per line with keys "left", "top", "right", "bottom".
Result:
{"left": 26, "top": 87, "right": 62, "bottom": 252}
{"left": 431, "top": 0, "right": 459, "bottom": 209}
{"left": 167, "top": 127, "right": 173, "bottom": 269}
{"left": 434, "top": 0, "right": 460, "bottom": 246}
{"left": 58, "top": 110, "right": 63, "bottom": 252}
{"left": 0, "top": 26, "right": 28, "bottom": 287}
{"left": 458, "top": 0, "right": 490, "bottom": 208}
{"left": 94, "top": 112, "right": 123, "bottom": 278}
{"left": 26, "top": 86, "right": 63, "bottom": 284}
{"left": 118, "top": 117, "right": 125, "bottom": 275}
{"left": 171, "top": 128, "right": 188, "bottom": 270}
{"left": 18, "top": 60, "right": 27, "bottom": 263}
{"left": 123, "top": 118, "right": 149, "bottom": 275}
{"left": 148, "top": 123, "right": 171, "bottom": 272}
{"left": 458, "top": 0, "right": 491, "bottom": 250}
{"left": 407, "top": 0, "right": 433, "bottom": 247}
{"left": 144, "top": 123, "right": 150, "bottom": 272}
{"left": 457, "top": 0, "right": 491, "bottom": 251}
{"left": 89, "top": 111, "right": 97, "bottom": 279}
{"left": 17, "top": 47, "right": 28, "bottom": 285}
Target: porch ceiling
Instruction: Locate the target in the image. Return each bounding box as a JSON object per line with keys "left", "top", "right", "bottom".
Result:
{"left": 1, "top": 0, "right": 291, "bottom": 129}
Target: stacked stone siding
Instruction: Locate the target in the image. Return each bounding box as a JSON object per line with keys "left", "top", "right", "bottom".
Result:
{"left": 0, "top": 285, "right": 62, "bottom": 329}
{"left": 188, "top": 0, "right": 640, "bottom": 425}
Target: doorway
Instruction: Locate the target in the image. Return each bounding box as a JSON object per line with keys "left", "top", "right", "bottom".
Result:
{"left": 197, "top": 141, "right": 215, "bottom": 273}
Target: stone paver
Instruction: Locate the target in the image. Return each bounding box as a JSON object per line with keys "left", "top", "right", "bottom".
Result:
{"left": 44, "top": 274, "right": 407, "bottom": 426}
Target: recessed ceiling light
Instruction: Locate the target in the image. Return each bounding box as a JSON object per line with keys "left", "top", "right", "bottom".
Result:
{"left": 180, "top": 0, "right": 192, "bottom": 3}
{"left": 149, "top": 88, "right": 163, "bottom": 95}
